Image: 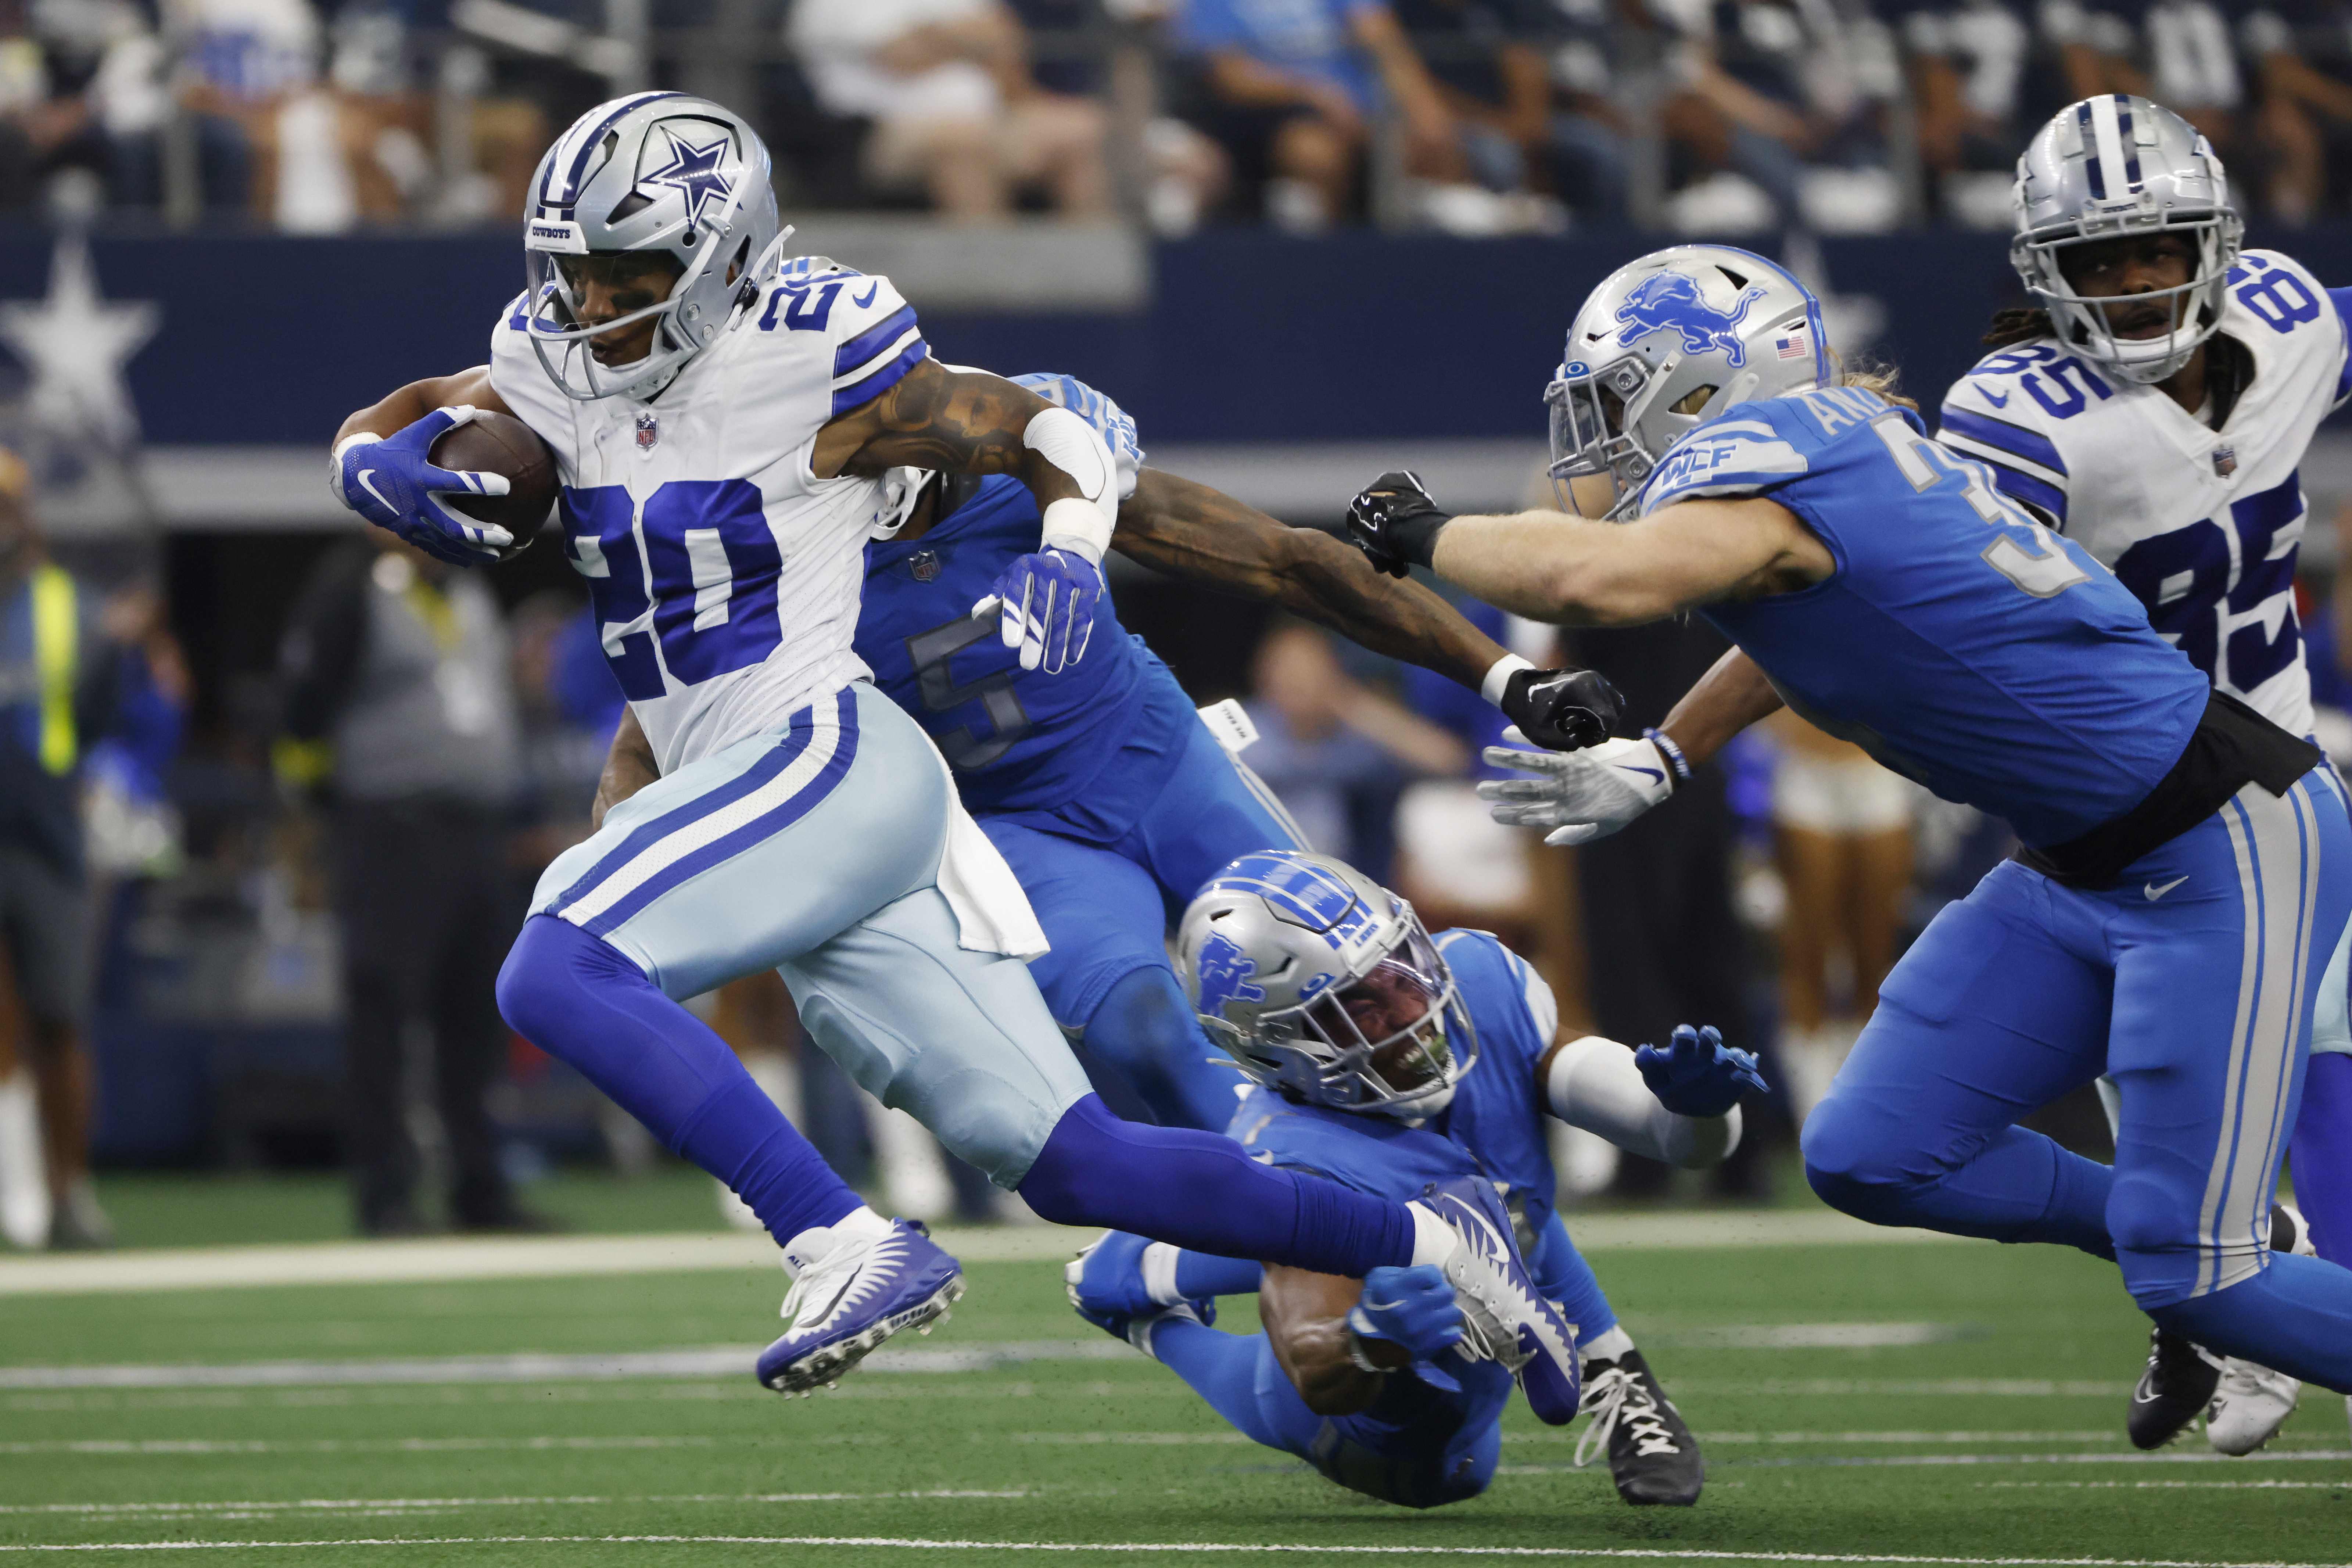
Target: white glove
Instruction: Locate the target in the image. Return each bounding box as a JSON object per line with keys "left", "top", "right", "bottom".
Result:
{"left": 1477, "top": 732, "right": 1674, "bottom": 846}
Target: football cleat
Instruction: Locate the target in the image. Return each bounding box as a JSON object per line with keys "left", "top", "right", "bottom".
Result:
{"left": 1575, "top": 1349, "right": 1704, "bottom": 1506}
{"left": 2127, "top": 1327, "right": 2220, "bottom": 1449}
{"left": 1064, "top": 1231, "right": 1175, "bottom": 1321}
{"left": 756, "top": 1218, "right": 963, "bottom": 1396}
{"left": 2202, "top": 1204, "right": 2313, "bottom": 1455}
{"left": 1413, "top": 1176, "right": 1581, "bottom": 1424}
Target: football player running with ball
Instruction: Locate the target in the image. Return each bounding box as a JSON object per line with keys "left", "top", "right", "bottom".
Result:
{"left": 1346, "top": 241, "right": 2352, "bottom": 1407}
{"left": 327, "top": 93, "right": 1586, "bottom": 1407}
{"left": 1065, "top": 850, "right": 1764, "bottom": 1509}
{"left": 1936, "top": 97, "right": 2352, "bottom": 1454}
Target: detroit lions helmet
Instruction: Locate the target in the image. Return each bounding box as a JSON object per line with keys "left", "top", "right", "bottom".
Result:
{"left": 1176, "top": 850, "right": 1476, "bottom": 1120}
{"left": 2011, "top": 95, "right": 2241, "bottom": 385}
{"left": 1545, "top": 245, "right": 1828, "bottom": 520}
{"left": 522, "top": 92, "right": 786, "bottom": 401}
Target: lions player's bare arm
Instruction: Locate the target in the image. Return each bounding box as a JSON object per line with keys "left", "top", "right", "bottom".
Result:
{"left": 1428, "top": 496, "right": 1833, "bottom": 626}
{"left": 1259, "top": 1264, "right": 1407, "bottom": 1416}
{"left": 334, "top": 366, "right": 513, "bottom": 446}
{"left": 1115, "top": 469, "right": 1509, "bottom": 693}
{"left": 1653, "top": 649, "right": 1783, "bottom": 769}
{"left": 813, "top": 357, "right": 1099, "bottom": 511}
{"left": 594, "top": 707, "right": 660, "bottom": 829}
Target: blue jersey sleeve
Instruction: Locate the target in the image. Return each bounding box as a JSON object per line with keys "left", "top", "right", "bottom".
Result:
{"left": 1635, "top": 405, "right": 1816, "bottom": 513}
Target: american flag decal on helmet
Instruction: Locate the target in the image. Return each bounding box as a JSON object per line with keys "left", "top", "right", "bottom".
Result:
{"left": 1775, "top": 326, "right": 1811, "bottom": 361}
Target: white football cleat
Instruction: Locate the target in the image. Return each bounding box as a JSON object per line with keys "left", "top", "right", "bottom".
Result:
{"left": 756, "top": 1217, "right": 963, "bottom": 1396}
{"left": 2201, "top": 1203, "right": 2312, "bottom": 1455}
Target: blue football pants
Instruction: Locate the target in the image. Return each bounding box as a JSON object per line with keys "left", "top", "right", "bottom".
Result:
{"left": 1803, "top": 772, "right": 2352, "bottom": 1392}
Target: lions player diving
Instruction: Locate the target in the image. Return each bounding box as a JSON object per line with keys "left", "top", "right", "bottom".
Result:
{"left": 1064, "top": 849, "right": 1764, "bottom": 1509}
{"left": 1936, "top": 97, "right": 2352, "bottom": 1454}
{"left": 325, "top": 91, "right": 1586, "bottom": 1409}
{"left": 592, "top": 368, "right": 1611, "bottom": 1134}
{"left": 1344, "top": 240, "right": 2352, "bottom": 1404}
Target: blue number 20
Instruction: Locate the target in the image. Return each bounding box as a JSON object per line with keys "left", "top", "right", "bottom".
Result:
{"left": 561, "top": 481, "right": 783, "bottom": 699}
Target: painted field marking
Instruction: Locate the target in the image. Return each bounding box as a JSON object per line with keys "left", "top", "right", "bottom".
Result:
{"left": 1719, "top": 1450, "right": 2352, "bottom": 1470}
{"left": 0, "top": 1492, "right": 1035, "bottom": 1519}
{"left": 0, "top": 1537, "right": 2344, "bottom": 1564}
{"left": 1984, "top": 1482, "right": 2351, "bottom": 1490}
{"left": 1672, "top": 1381, "right": 2135, "bottom": 1399}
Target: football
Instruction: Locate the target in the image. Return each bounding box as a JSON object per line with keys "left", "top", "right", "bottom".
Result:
{"left": 429, "top": 410, "right": 558, "bottom": 554}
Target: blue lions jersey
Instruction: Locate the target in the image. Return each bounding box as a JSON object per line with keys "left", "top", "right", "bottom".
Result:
{"left": 857, "top": 474, "right": 1192, "bottom": 821}
{"left": 1227, "top": 928, "right": 1581, "bottom": 1302}
{"left": 1641, "top": 387, "right": 2211, "bottom": 848}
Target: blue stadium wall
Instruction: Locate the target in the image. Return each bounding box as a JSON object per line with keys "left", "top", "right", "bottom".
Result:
{"left": 8, "top": 223, "right": 2349, "bottom": 448}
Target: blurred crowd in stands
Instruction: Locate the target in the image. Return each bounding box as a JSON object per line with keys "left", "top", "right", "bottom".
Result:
{"left": 0, "top": 0, "right": 2346, "bottom": 234}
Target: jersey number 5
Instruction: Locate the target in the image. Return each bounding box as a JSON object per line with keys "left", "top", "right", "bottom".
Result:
{"left": 906, "top": 614, "right": 1031, "bottom": 769}
{"left": 1874, "top": 416, "right": 2091, "bottom": 598}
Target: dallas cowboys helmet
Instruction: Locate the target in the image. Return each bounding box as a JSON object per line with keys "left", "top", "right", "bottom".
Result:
{"left": 1176, "top": 850, "right": 1476, "bottom": 1120}
{"left": 523, "top": 92, "right": 786, "bottom": 401}
{"left": 2010, "top": 95, "right": 2242, "bottom": 385}
{"left": 1545, "top": 245, "right": 1828, "bottom": 520}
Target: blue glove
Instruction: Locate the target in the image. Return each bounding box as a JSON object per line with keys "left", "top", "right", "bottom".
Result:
{"left": 1347, "top": 1264, "right": 1465, "bottom": 1389}
{"left": 329, "top": 406, "right": 514, "bottom": 568}
{"left": 973, "top": 548, "right": 1102, "bottom": 674}
{"left": 1635, "top": 1024, "right": 1768, "bottom": 1118}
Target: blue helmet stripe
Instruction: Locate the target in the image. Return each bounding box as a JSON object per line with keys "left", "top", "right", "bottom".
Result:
{"left": 543, "top": 92, "right": 688, "bottom": 214}
{"left": 2115, "top": 95, "right": 2143, "bottom": 190}
{"left": 2077, "top": 100, "right": 2107, "bottom": 200}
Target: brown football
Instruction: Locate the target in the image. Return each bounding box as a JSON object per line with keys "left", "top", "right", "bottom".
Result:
{"left": 430, "top": 410, "right": 559, "bottom": 551}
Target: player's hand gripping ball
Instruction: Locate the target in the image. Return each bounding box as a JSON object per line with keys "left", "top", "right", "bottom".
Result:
{"left": 1346, "top": 470, "right": 1453, "bottom": 579}
{"left": 329, "top": 406, "right": 555, "bottom": 567}
{"left": 1498, "top": 667, "right": 1624, "bottom": 752}
{"left": 974, "top": 548, "right": 1102, "bottom": 675}
{"left": 1346, "top": 1264, "right": 1469, "bottom": 1390}
{"left": 1635, "top": 1025, "right": 1768, "bottom": 1119}
{"left": 1477, "top": 734, "right": 1675, "bottom": 845}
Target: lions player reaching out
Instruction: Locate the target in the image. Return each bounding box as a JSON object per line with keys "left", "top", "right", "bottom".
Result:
{"left": 1064, "top": 850, "right": 1763, "bottom": 1509}
{"left": 326, "top": 92, "right": 1586, "bottom": 1408}
{"left": 1936, "top": 97, "right": 2351, "bottom": 1454}
{"left": 1346, "top": 242, "right": 2352, "bottom": 1403}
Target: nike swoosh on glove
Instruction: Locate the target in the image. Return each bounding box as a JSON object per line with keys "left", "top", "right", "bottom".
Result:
{"left": 1476, "top": 733, "right": 1674, "bottom": 846}
{"left": 974, "top": 548, "right": 1102, "bottom": 674}
{"left": 1635, "top": 1024, "right": 1769, "bottom": 1117}
{"left": 329, "top": 406, "right": 514, "bottom": 568}
{"left": 1348, "top": 1264, "right": 1467, "bottom": 1390}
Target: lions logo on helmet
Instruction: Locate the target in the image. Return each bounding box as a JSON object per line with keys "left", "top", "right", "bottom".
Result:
{"left": 1613, "top": 273, "right": 1768, "bottom": 366}
{"left": 1194, "top": 932, "right": 1269, "bottom": 1021}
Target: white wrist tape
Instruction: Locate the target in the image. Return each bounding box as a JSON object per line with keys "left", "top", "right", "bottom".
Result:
{"left": 1041, "top": 496, "right": 1111, "bottom": 567}
{"left": 1026, "top": 405, "right": 1116, "bottom": 515}
{"left": 1480, "top": 654, "right": 1536, "bottom": 708}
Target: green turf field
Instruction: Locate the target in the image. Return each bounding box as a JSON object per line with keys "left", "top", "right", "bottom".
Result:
{"left": 3, "top": 1228, "right": 2347, "bottom": 1565}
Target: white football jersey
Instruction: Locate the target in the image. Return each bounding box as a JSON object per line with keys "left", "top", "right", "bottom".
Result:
{"left": 490, "top": 256, "right": 926, "bottom": 774}
{"left": 1938, "top": 248, "right": 2349, "bottom": 739}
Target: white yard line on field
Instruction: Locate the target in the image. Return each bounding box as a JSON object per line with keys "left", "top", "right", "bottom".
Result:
{"left": 0, "top": 1211, "right": 1975, "bottom": 1298}
{"left": 0, "top": 1536, "right": 2343, "bottom": 1564}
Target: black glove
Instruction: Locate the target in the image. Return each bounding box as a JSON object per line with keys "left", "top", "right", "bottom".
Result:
{"left": 1499, "top": 666, "right": 1623, "bottom": 752}
{"left": 1347, "top": 471, "right": 1452, "bottom": 579}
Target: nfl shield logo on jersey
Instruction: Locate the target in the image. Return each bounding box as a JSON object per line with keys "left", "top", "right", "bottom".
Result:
{"left": 2212, "top": 446, "right": 2236, "bottom": 477}
{"left": 636, "top": 412, "right": 659, "bottom": 452}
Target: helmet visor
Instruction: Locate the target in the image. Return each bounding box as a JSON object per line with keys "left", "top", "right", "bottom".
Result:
{"left": 1545, "top": 359, "right": 1649, "bottom": 519}
{"left": 1299, "top": 919, "right": 1474, "bottom": 1112}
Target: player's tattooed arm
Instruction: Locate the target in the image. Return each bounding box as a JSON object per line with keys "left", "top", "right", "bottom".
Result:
{"left": 592, "top": 706, "right": 660, "bottom": 830}
{"left": 1115, "top": 469, "right": 1507, "bottom": 692}
{"left": 334, "top": 366, "right": 514, "bottom": 446}
{"left": 1654, "top": 648, "right": 1783, "bottom": 770}
{"left": 1259, "top": 1264, "right": 1403, "bottom": 1416}
{"left": 814, "top": 358, "right": 1095, "bottom": 509}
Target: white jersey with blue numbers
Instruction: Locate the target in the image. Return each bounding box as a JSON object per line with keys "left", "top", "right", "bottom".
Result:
{"left": 1637, "top": 387, "right": 2213, "bottom": 849}
{"left": 1938, "top": 249, "right": 2352, "bottom": 740}
{"left": 490, "top": 255, "right": 928, "bottom": 775}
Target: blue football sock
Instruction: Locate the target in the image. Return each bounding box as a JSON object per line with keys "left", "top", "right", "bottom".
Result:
{"left": 1084, "top": 967, "right": 1247, "bottom": 1133}
{"left": 1176, "top": 1252, "right": 1266, "bottom": 1299}
{"left": 1543, "top": 1227, "right": 1618, "bottom": 1343}
{"left": 1151, "top": 1320, "right": 1317, "bottom": 1455}
{"left": 2151, "top": 1252, "right": 2352, "bottom": 1394}
{"left": 1018, "top": 1095, "right": 1417, "bottom": 1275}
{"left": 497, "top": 915, "right": 862, "bottom": 1245}
{"left": 2293, "top": 1052, "right": 2352, "bottom": 1265}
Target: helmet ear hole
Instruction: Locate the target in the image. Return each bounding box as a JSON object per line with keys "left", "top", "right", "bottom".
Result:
{"left": 1671, "top": 384, "right": 1718, "bottom": 416}
{"left": 606, "top": 190, "right": 655, "bottom": 224}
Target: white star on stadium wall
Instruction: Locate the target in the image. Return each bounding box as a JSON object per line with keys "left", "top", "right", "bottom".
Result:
{"left": 0, "top": 231, "right": 159, "bottom": 451}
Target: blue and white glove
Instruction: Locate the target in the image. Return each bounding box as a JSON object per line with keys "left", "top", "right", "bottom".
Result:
{"left": 974, "top": 546, "right": 1103, "bottom": 675}
{"left": 1477, "top": 733, "right": 1675, "bottom": 846}
{"left": 328, "top": 406, "right": 513, "bottom": 568}
{"left": 1347, "top": 1263, "right": 1466, "bottom": 1391}
{"left": 1635, "top": 1025, "right": 1768, "bottom": 1118}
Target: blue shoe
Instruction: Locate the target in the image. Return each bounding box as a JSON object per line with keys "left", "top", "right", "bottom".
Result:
{"left": 756, "top": 1218, "right": 963, "bottom": 1396}
{"left": 1413, "top": 1176, "right": 1581, "bottom": 1425}
{"left": 1063, "top": 1231, "right": 1170, "bottom": 1320}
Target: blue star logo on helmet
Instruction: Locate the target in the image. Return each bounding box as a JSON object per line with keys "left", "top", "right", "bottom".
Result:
{"left": 1195, "top": 932, "right": 1267, "bottom": 1018}
{"left": 643, "top": 128, "right": 735, "bottom": 230}
{"left": 1612, "top": 273, "right": 1769, "bottom": 367}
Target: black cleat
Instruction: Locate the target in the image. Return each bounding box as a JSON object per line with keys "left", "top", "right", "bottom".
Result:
{"left": 1577, "top": 1348, "right": 1703, "bottom": 1506}
{"left": 2128, "top": 1327, "right": 2220, "bottom": 1450}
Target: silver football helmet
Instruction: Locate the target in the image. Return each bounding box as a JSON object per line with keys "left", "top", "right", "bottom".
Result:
{"left": 2011, "top": 95, "right": 2242, "bottom": 385}
{"left": 1176, "top": 850, "right": 1476, "bottom": 1121}
{"left": 523, "top": 92, "right": 787, "bottom": 402}
{"left": 1545, "top": 244, "right": 1827, "bottom": 520}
